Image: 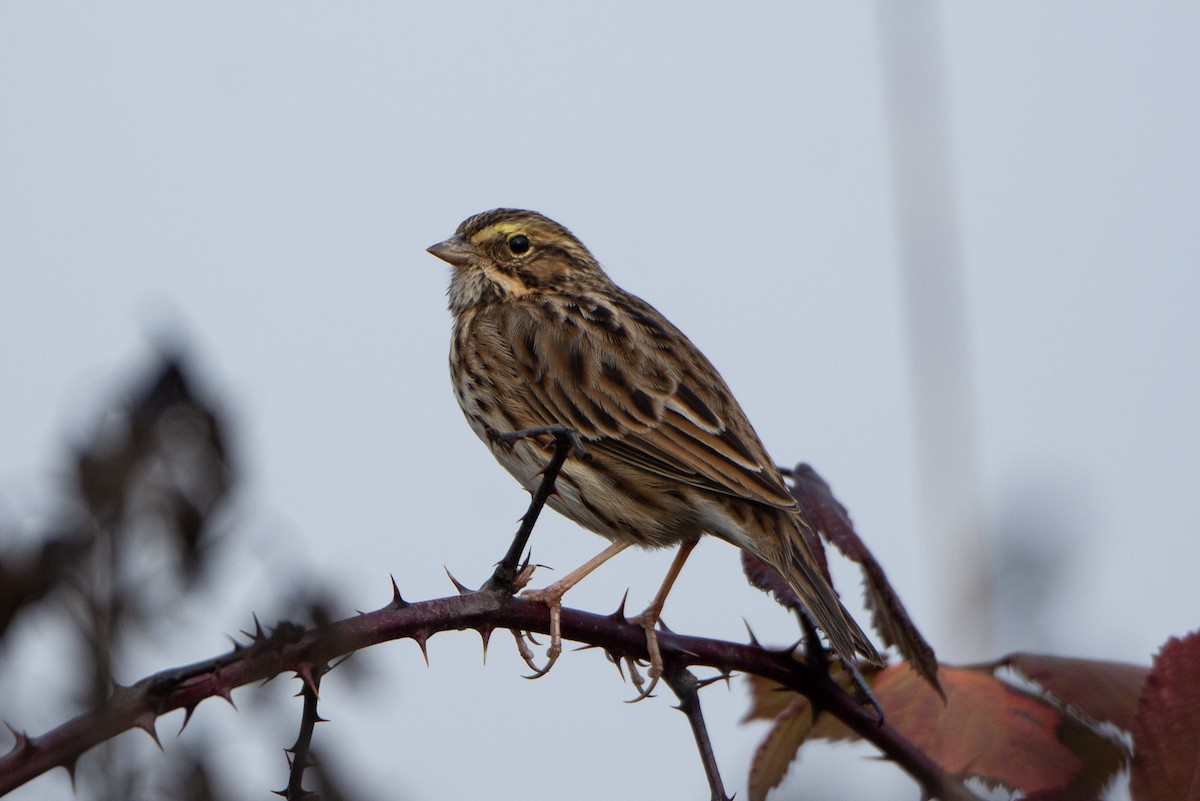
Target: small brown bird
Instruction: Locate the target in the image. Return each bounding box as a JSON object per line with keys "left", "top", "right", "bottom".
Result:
{"left": 428, "top": 209, "right": 881, "bottom": 686}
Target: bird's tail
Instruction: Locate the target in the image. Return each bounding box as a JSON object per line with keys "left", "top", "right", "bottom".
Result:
{"left": 750, "top": 512, "right": 882, "bottom": 668}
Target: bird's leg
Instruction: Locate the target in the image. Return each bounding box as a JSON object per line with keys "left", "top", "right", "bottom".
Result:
{"left": 519, "top": 539, "right": 631, "bottom": 677}
{"left": 627, "top": 539, "right": 698, "bottom": 701}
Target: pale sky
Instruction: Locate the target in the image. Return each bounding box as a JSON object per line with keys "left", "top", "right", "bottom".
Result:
{"left": 2, "top": 3, "right": 1197, "bottom": 800}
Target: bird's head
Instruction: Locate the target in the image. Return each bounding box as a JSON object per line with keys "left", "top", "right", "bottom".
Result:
{"left": 428, "top": 209, "right": 605, "bottom": 313}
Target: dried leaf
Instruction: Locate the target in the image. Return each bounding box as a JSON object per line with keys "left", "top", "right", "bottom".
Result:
{"left": 743, "top": 675, "right": 858, "bottom": 741}
{"left": 743, "top": 675, "right": 799, "bottom": 723}
{"left": 788, "top": 464, "right": 941, "bottom": 694}
{"left": 1000, "top": 651, "right": 1149, "bottom": 730}
{"left": 1130, "top": 631, "right": 1200, "bottom": 801}
{"left": 747, "top": 696, "right": 814, "bottom": 801}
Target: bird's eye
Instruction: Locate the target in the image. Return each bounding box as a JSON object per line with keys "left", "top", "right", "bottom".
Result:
{"left": 507, "top": 234, "right": 531, "bottom": 255}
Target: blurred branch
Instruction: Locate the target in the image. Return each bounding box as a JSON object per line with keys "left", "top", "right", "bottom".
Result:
{"left": 0, "top": 530, "right": 92, "bottom": 638}
{"left": 0, "top": 585, "right": 967, "bottom": 799}
{"left": 279, "top": 666, "right": 325, "bottom": 800}
{"left": 663, "top": 665, "right": 733, "bottom": 801}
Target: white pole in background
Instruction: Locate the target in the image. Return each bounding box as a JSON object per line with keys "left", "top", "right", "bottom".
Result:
{"left": 876, "top": 2, "right": 994, "bottom": 660}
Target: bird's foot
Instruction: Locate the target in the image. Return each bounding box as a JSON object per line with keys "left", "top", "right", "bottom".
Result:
{"left": 624, "top": 611, "right": 664, "bottom": 702}
{"left": 516, "top": 581, "right": 569, "bottom": 678}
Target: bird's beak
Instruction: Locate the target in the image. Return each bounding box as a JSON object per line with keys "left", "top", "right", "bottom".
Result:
{"left": 426, "top": 236, "right": 474, "bottom": 267}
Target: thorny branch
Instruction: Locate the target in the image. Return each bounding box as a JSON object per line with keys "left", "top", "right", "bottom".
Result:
{"left": 0, "top": 588, "right": 968, "bottom": 799}
{"left": 3, "top": 362, "right": 968, "bottom": 799}
{"left": 279, "top": 663, "right": 326, "bottom": 800}
{"left": 662, "top": 665, "right": 732, "bottom": 801}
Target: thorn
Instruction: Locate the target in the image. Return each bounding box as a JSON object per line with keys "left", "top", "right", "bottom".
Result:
{"left": 694, "top": 674, "right": 730, "bottom": 691}
{"left": 412, "top": 631, "right": 430, "bottom": 665}
{"left": 444, "top": 566, "right": 471, "bottom": 595}
{"left": 784, "top": 637, "right": 805, "bottom": 655}
{"left": 390, "top": 574, "right": 407, "bottom": 607}
{"left": 3, "top": 722, "right": 31, "bottom": 755}
{"left": 657, "top": 617, "right": 674, "bottom": 634}
{"left": 134, "top": 712, "right": 162, "bottom": 749}
{"left": 225, "top": 633, "right": 245, "bottom": 652}
{"left": 609, "top": 589, "right": 630, "bottom": 621}
{"left": 612, "top": 654, "right": 627, "bottom": 681}
{"left": 238, "top": 613, "right": 266, "bottom": 642}
{"left": 178, "top": 704, "right": 197, "bottom": 734}
{"left": 60, "top": 756, "right": 78, "bottom": 790}
{"left": 295, "top": 663, "right": 321, "bottom": 697}
{"left": 601, "top": 646, "right": 627, "bottom": 670}
{"left": 743, "top": 618, "right": 760, "bottom": 647}
{"left": 477, "top": 624, "right": 494, "bottom": 663}
{"left": 214, "top": 682, "right": 237, "bottom": 709}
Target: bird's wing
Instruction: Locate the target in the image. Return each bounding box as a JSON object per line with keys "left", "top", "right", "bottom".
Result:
{"left": 496, "top": 295, "right": 798, "bottom": 511}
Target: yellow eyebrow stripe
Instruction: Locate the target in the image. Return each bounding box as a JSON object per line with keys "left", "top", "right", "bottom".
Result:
{"left": 470, "top": 223, "right": 525, "bottom": 244}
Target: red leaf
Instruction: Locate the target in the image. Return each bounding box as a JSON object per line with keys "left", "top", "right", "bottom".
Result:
{"left": 1130, "top": 631, "right": 1200, "bottom": 801}
{"left": 787, "top": 464, "right": 941, "bottom": 694}
{"left": 1001, "top": 651, "right": 1149, "bottom": 731}
{"left": 875, "top": 664, "right": 1082, "bottom": 792}
{"left": 741, "top": 552, "right": 805, "bottom": 613}
{"left": 1022, "top": 790, "right": 1101, "bottom": 801}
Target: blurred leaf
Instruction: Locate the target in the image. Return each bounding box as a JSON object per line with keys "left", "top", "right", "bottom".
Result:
{"left": 787, "top": 464, "right": 941, "bottom": 695}
{"left": 743, "top": 674, "right": 863, "bottom": 743}
{"left": 1130, "top": 631, "right": 1200, "bottom": 801}
{"left": 747, "top": 695, "right": 813, "bottom": 801}
{"left": 744, "top": 675, "right": 865, "bottom": 801}
{"left": 0, "top": 531, "right": 91, "bottom": 639}
{"left": 998, "top": 651, "right": 1149, "bottom": 731}
{"left": 743, "top": 675, "right": 797, "bottom": 723}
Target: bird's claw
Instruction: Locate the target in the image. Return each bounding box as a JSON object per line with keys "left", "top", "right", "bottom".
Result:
{"left": 512, "top": 629, "right": 558, "bottom": 678}
{"left": 511, "top": 559, "right": 539, "bottom": 593}
{"left": 516, "top": 583, "right": 567, "bottom": 678}
{"left": 623, "top": 614, "right": 663, "bottom": 702}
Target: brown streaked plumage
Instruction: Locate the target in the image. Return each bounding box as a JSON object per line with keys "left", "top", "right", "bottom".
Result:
{"left": 428, "top": 208, "right": 882, "bottom": 671}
